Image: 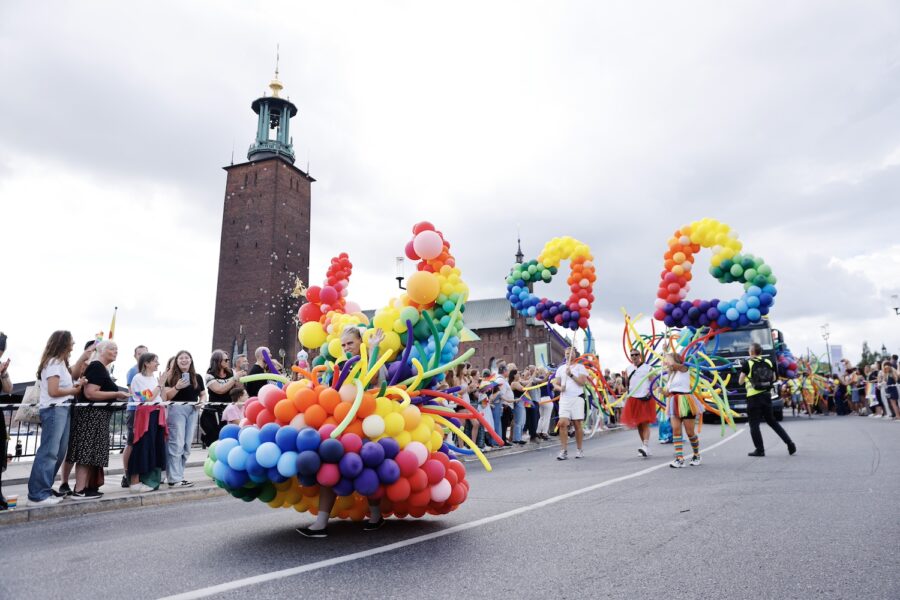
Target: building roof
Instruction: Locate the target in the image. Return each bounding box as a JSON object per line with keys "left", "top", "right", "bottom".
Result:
{"left": 363, "top": 298, "right": 514, "bottom": 331}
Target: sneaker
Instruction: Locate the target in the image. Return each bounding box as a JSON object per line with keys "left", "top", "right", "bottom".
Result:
{"left": 363, "top": 518, "right": 385, "bottom": 531}
{"left": 296, "top": 527, "right": 328, "bottom": 538}
{"left": 574, "top": 449, "right": 584, "bottom": 459}
{"left": 58, "top": 483, "right": 72, "bottom": 496}
{"left": 30, "top": 495, "right": 63, "bottom": 506}
{"left": 748, "top": 449, "right": 765, "bottom": 457}
{"left": 557, "top": 450, "right": 568, "bottom": 461}
{"left": 787, "top": 443, "right": 797, "bottom": 456}
{"left": 669, "top": 458, "right": 685, "bottom": 469}
{"left": 129, "top": 483, "right": 154, "bottom": 494}
{"left": 638, "top": 446, "right": 649, "bottom": 458}
{"left": 121, "top": 475, "right": 130, "bottom": 488}
{"left": 168, "top": 480, "right": 195, "bottom": 488}
{"left": 689, "top": 455, "right": 702, "bottom": 466}
{"left": 71, "top": 489, "right": 102, "bottom": 500}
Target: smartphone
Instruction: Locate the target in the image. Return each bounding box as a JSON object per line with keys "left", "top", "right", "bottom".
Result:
{"left": 181, "top": 372, "right": 190, "bottom": 384}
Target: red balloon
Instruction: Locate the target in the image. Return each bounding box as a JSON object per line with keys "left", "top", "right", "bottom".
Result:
{"left": 386, "top": 479, "right": 411, "bottom": 502}
{"left": 422, "top": 460, "right": 446, "bottom": 485}
{"left": 298, "top": 302, "right": 323, "bottom": 324}
{"left": 256, "top": 408, "right": 275, "bottom": 426}
{"left": 409, "top": 488, "right": 432, "bottom": 507}
{"left": 244, "top": 400, "right": 262, "bottom": 422}
{"left": 395, "top": 450, "right": 418, "bottom": 477}
{"left": 320, "top": 286, "right": 338, "bottom": 305}
{"left": 306, "top": 286, "right": 322, "bottom": 303}
{"left": 405, "top": 240, "right": 419, "bottom": 260}
{"left": 409, "top": 468, "right": 429, "bottom": 492}
{"left": 412, "top": 221, "right": 435, "bottom": 234}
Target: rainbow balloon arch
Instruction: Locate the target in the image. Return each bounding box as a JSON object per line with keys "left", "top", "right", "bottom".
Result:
{"left": 204, "top": 222, "right": 503, "bottom": 520}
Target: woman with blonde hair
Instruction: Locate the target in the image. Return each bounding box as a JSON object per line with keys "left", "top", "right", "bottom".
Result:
{"left": 26, "top": 331, "right": 94, "bottom": 505}
{"left": 664, "top": 352, "right": 703, "bottom": 468}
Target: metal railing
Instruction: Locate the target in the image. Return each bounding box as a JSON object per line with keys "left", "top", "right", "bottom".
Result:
{"left": 2, "top": 402, "right": 230, "bottom": 460}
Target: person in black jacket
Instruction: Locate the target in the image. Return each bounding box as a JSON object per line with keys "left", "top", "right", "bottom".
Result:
{"left": 739, "top": 343, "right": 796, "bottom": 457}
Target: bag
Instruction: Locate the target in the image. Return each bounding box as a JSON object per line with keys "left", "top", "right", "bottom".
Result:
{"left": 13, "top": 385, "right": 41, "bottom": 425}
{"left": 749, "top": 359, "right": 776, "bottom": 392}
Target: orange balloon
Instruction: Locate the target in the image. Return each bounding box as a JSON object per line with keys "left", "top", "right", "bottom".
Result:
{"left": 323, "top": 417, "right": 338, "bottom": 427}
{"left": 274, "top": 399, "right": 298, "bottom": 423}
{"left": 318, "top": 388, "right": 342, "bottom": 415}
{"left": 304, "top": 404, "right": 327, "bottom": 429}
{"left": 293, "top": 387, "right": 317, "bottom": 412}
{"left": 357, "top": 394, "right": 376, "bottom": 419}
{"left": 333, "top": 402, "right": 352, "bottom": 424}
{"left": 344, "top": 420, "right": 364, "bottom": 438}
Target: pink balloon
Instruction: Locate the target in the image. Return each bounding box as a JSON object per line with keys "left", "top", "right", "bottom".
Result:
{"left": 344, "top": 301, "right": 361, "bottom": 313}
{"left": 317, "top": 463, "right": 340, "bottom": 487}
{"left": 320, "top": 286, "right": 339, "bottom": 304}
{"left": 413, "top": 230, "right": 443, "bottom": 260}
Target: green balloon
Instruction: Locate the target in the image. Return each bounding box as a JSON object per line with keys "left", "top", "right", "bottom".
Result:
{"left": 542, "top": 269, "right": 551, "bottom": 280}
{"left": 730, "top": 264, "right": 744, "bottom": 277}
{"left": 203, "top": 459, "right": 214, "bottom": 479}
{"left": 208, "top": 441, "right": 218, "bottom": 462}
{"left": 758, "top": 264, "right": 772, "bottom": 276}
{"left": 743, "top": 268, "right": 757, "bottom": 282}
{"left": 522, "top": 271, "right": 531, "bottom": 281}
{"left": 258, "top": 483, "right": 277, "bottom": 502}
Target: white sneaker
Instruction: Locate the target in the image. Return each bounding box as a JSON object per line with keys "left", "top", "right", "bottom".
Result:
{"left": 30, "top": 495, "right": 62, "bottom": 506}
{"left": 129, "top": 483, "right": 153, "bottom": 493}
{"left": 557, "top": 450, "right": 568, "bottom": 461}
{"left": 669, "top": 458, "right": 685, "bottom": 469}
{"left": 689, "top": 455, "right": 702, "bottom": 466}
{"left": 574, "top": 449, "right": 584, "bottom": 459}
{"left": 638, "top": 445, "right": 650, "bottom": 457}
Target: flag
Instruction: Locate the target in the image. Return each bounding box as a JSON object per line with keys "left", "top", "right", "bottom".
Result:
{"left": 108, "top": 306, "right": 118, "bottom": 340}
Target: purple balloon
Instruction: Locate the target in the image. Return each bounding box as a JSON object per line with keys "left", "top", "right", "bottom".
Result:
{"left": 333, "top": 477, "right": 355, "bottom": 497}
{"left": 354, "top": 468, "right": 380, "bottom": 496}
{"left": 378, "top": 437, "right": 400, "bottom": 459}
{"left": 360, "top": 442, "right": 386, "bottom": 467}
{"left": 339, "top": 452, "right": 364, "bottom": 478}
{"left": 376, "top": 458, "right": 400, "bottom": 484}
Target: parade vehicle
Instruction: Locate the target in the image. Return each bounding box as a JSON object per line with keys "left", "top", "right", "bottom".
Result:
{"left": 704, "top": 320, "right": 784, "bottom": 421}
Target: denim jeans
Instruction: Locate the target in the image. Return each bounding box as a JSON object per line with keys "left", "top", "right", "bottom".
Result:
{"left": 166, "top": 404, "right": 197, "bottom": 484}
{"left": 27, "top": 405, "right": 71, "bottom": 501}
{"left": 512, "top": 401, "right": 526, "bottom": 442}
{"left": 488, "top": 403, "right": 503, "bottom": 446}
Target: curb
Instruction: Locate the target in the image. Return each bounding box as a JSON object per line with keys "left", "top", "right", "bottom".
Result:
{"left": 0, "top": 427, "right": 627, "bottom": 526}
{"left": 0, "top": 485, "right": 227, "bottom": 527}
{"left": 2, "top": 459, "right": 208, "bottom": 487}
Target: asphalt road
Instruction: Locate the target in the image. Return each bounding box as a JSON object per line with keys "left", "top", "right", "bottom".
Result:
{"left": 2, "top": 415, "right": 898, "bottom": 600}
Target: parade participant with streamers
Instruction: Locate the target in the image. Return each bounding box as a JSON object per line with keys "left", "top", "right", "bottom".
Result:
{"left": 621, "top": 349, "right": 655, "bottom": 457}
{"left": 553, "top": 347, "right": 588, "bottom": 460}
{"left": 740, "top": 343, "right": 795, "bottom": 457}
{"left": 297, "top": 325, "right": 386, "bottom": 538}
{"left": 664, "top": 352, "right": 702, "bottom": 468}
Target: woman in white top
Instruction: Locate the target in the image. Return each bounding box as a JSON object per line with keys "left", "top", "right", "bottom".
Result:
{"left": 26, "top": 331, "right": 94, "bottom": 505}
{"left": 664, "top": 352, "right": 703, "bottom": 468}
{"left": 128, "top": 352, "right": 167, "bottom": 492}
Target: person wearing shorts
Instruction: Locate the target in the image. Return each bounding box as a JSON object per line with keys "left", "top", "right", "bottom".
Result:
{"left": 552, "top": 347, "right": 588, "bottom": 461}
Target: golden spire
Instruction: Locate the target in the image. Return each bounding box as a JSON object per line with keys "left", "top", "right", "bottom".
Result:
{"left": 268, "top": 44, "right": 283, "bottom": 97}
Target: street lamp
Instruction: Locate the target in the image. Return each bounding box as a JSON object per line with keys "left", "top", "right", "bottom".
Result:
{"left": 892, "top": 294, "right": 899, "bottom": 315}
{"left": 395, "top": 257, "right": 406, "bottom": 290}
{"left": 821, "top": 323, "right": 832, "bottom": 373}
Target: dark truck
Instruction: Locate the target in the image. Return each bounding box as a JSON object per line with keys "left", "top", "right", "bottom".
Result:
{"left": 703, "top": 320, "right": 784, "bottom": 421}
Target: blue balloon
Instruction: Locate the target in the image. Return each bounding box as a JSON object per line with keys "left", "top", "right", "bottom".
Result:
{"left": 333, "top": 477, "right": 355, "bottom": 497}
{"left": 299, "top": 474, "right": 318, "bottom": 487}
{"left": 738, "top": 315, "right": 750, "bottom": 327}
{"left": 277, "top": 451, "right": 299, "bottom": 477}
{"left": 256, "top": 441, "right": 281, "bottom": 468}
{"left": 746, "top": 308, "right": 761, "bottom": 321}
{"left": 725, "top": 308, "right": 740, "bottom": 321}
{"left": 219, "top": 424, "right": 240, "bottom": 440}
{"left": 297, "top": 449, "right": 322, "bottom": 476}
{"left": 378, "top": 437, "right": 400, "bottom": 459}
{"left": 224, "top": 468, "right": 248, "bottom": 489}
{"left": 354, "top": 468, "right": 380, "bottom": 496}
{"left": 746, "top": 296, "right": 760, "bottom": 308}
{"left": 296, "top": 427, "right": 321, "bottom": 452}
{"left": 212, "top": 459, "right": 229, "bottom": 482}
{"left": 376, "top": 458, "right": 400, "bottom": 484}
{"left": 267, "top": 467, "right": 287, "bottom": 483}
{"left": 238, "top": 427, "right": 261, "bottom": 452}
{"left": 259, "top": 423, "right": 280, "bottom": 444}
{"left": 747, "top": 285, "right": 762, "bottom": 296}
{"left": 735, "top": 300, "right": 748, "bottom": 313}
{"left": 216, "top": 437, "right": 239, "bottom": 460}
{"left": 339, "top": 452, "right": 364, "bottom": 478}
{"left": 275, "top": 426, "right": 299, "bottom": 452}
{"left": 227, "top": 446, "right": 249, "bottom": 471}
{"left": 245, "top": 453, "right": 265, "bottom": 477}
{"left": 360, "top": 442, "right": 386, "bottom": 467}
{"left": 318, "top": 438, "right": 345, "bottom": 463}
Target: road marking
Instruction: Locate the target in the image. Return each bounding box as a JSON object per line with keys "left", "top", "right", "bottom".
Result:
{"left": 160, "top": 428, "right": 745, "bottom": 600}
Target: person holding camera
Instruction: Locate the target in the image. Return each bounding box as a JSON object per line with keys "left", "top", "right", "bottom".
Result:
{"left": 162, "top": 350, "right": 206, "bottom": 488}
{"left": 740, "top": 343, "right": 796, "bottom": 457}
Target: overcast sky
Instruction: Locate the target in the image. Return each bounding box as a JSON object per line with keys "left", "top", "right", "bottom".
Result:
{"left": 2, "top": 0, "right": 899, "bottom": 382}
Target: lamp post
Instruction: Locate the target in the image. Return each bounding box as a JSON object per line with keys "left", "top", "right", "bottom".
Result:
{"left": 821, "top": 323, "right": 832, "bottom": 374}
{"left": 892, "top": 294, "right": 899, "bottom": 316}
{"left": 395, "top": 257, "right": 406, "bottom": 290}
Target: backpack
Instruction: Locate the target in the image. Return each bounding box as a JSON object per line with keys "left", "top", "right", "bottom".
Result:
{"left": 749, "top": 358, "right": 775, "bottom": 392}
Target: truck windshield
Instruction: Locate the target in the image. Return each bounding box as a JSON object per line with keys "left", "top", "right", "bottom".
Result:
{"left": 704, "top": 328, "right": 774, "bottom": 355}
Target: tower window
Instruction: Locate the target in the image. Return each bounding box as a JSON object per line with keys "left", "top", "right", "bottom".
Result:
{"left": 244, "top": 173, "right": 248, "bottom": 186}
{"left": 254, "top": 172, "right": 258, "bottom": 185}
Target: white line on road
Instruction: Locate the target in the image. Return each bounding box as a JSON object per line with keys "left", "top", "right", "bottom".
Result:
{"left": 160, "top": 428, "right": 746, "bottom": 600}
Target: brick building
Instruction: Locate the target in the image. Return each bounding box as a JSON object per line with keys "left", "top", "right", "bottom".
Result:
{"left": 212, "top": 72, "right": 313, "bottom": 362}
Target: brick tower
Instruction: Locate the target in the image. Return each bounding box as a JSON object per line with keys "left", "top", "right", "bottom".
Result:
{"left": 212, "top": 68, "right": 314, "bottom": 364}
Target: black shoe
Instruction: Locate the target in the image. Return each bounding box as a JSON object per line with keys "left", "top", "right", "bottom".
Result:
{"left": 121, "top": 475, "right": 130, "bottom": 488}
{"left": 296, "top": 527, "right": 328, "bottom": 538}
{"left": 58, "top": 483, "right": 72, "bottom": 496}
{"left": 787, "top": 443, "right": 797, "bottom": 456}
{"left": 71, "top": 489, "right": 102, "bottom": 500}
{"left": 86, "top": 487, "right": 104, "bottom": 496}
{"left": 363, "top": 518, "right": 385, "bottom": 531}
{"left": 747, "top": 450, "right": 765, "bottom": 457}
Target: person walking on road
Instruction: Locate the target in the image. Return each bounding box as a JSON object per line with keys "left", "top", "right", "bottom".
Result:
{"left": 664, "top": 352, "right": 702, "bottom": 468}
{"left": 740, "top": 343, "right": 796, "bottom": 457}
{"left": 620, "top": 349, "right": 656, "bottom": 457}
{"left": 552, "top": 347, "right": 588, "bottom": 460}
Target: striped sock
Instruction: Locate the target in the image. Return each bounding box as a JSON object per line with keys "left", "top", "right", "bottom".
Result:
{"left": 673, "top": 436, "right": 684, "bottom": 460}
{"left": 689, "top": 435, "right": 700, "bottom": 457}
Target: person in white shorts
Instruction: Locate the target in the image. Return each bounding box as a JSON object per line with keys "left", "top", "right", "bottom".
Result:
{"left": 552, "top": 347, "right": 589, "bottom": 460}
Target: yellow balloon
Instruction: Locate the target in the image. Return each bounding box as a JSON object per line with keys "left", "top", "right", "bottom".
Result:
{"left": 402, "top": 405, "right": 422, "bottom": 430}
{"left": 328, "top": 337, "right": 344, "bottom": 360}
{"left": 298, "top": 321, "right": 327, "bottom": 349}
{"left": 395, "top": 430, "right": 412, "bottom": 448}
{"left": 384, "top": 412, "right": 405, "bottom": 436}
{"left": 406, "top": 271, "right": 441, "bottom": 305}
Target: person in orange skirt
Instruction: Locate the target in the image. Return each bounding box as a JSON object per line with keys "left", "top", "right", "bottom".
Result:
{"left": 620, "top": 349, "right": 656, "bottom": 457}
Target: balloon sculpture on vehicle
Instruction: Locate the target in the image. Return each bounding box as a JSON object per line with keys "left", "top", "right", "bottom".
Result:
{"left": 204, "top": 222, "right": 502, "bottom": 520}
